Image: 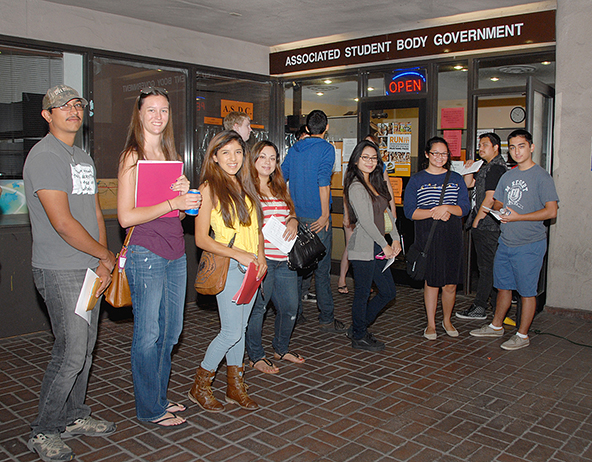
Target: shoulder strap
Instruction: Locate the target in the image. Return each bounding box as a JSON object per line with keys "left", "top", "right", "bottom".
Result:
{"left": 423, "top": 170, "right": 452, "bottom": 253}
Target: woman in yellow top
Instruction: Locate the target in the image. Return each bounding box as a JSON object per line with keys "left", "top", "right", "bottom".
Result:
{"left": 188, "top": 130, "right": 266, "bottom": 412}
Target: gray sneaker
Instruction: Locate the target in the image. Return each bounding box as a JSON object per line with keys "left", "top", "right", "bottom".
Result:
{"left": 456, "top": 305, "right": 487, "bottom": 320}
{"left": 27, "top": 433, "right": 74, "bottom": 462}
{"left": 62, "top": 416, "right": 116, "bottom": 438}
{"left": 469, "top": 324, "right": 504, "bottom": 338}
{"left": 501, "top": 334, "right": 530, "bottom": 350}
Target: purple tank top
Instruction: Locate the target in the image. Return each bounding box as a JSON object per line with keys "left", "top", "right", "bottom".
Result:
{"left": 129, "top": 216, "right": 185, "bottom": 260}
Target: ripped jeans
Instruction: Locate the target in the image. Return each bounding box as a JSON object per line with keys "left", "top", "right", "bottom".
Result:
{"left": 245, "top": 258, "right": 298, "bottom": 361}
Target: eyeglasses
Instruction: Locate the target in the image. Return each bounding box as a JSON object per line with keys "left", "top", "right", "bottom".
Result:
{"left": 360, "top": 155, "right": 378, "bottom": 163}
{"left": 140, "top": 86, "right": 168, "bottom": 95}
{"left": 54, "top": 102, "right": 87, "bottom": 112}
{"left": 429, "top": 151, "right": 449, "bottom": 158}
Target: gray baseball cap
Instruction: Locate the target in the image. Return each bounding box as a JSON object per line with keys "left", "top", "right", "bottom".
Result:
{"left": 42, "top": 85, "right": 88, "bottom": 110}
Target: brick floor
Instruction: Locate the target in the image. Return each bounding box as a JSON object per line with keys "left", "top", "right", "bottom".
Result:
{"left": 1, "top": 276, "right": 591, "bottom": 461}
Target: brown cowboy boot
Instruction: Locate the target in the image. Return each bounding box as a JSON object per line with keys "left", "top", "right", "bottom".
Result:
{"left": 225, "top": 365, "right": 258, "bottom": 410}
{"left": 188, "top": 366, "right": 224, "bottom": 412}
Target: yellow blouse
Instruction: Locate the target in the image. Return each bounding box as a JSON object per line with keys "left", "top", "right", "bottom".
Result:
{"left": 210, "top": 196, "right": 259, "bottom": 254}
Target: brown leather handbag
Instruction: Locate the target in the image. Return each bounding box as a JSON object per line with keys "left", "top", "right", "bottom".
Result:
{"left": 104, "top": 227, "right": 134, "bottom": 308}
{"left": 194, "top": 234, "right": 236, "bottom": 295}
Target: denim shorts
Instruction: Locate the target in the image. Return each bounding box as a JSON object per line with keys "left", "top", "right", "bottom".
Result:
{"left": 493, "top": 239, "right": 546, "bottom": 297}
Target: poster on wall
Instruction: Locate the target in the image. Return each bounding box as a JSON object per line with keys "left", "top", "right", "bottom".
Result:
{"left": 0, "top": 180, "right": 28, "bottom": 215}
{"left": 376, "top": 122, "right": 412, "bottom": 176}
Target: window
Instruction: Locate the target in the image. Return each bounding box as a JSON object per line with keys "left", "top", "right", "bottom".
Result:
{"left": 0, "top": 47, "right": 83, "bottom": 180}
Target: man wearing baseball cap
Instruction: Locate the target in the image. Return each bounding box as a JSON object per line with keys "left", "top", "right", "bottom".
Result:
{"left": 24, "top": 85, "right": 116, "bottom": 461}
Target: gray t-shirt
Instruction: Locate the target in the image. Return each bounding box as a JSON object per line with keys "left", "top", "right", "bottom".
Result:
{"left": 494, "top": 164, "right": 559, "bottom": 247}
{"left": 24, "top": 133, "right": 100, "bottom": 270}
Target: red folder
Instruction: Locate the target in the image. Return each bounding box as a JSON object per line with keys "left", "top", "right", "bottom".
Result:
{"left": 232, "top": 262, "right": 266, "bottom": 304}
{"left": 135, "top": 160, "right": 183, "bottom": 218}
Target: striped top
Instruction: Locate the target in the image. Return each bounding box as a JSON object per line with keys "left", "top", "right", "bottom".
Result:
{"left": 260, "top": 196, "right": 291, "bottom": 261}
{"left": 403, "top": 170, "right": 470, "bottom": 220}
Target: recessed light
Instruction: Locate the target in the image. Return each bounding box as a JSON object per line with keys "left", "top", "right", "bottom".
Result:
{"left": 541, "top": 61, "right": 551, "bottom": 65}
{"left": 490, "top": 77, "right": 499, "bottom": 82}
{"left": 316, "top": 92, "right": 324, "bottom": 96}
{"left": 368, "top": 87, "right": 375, "bottom": 92}
{"left": 461, "top": 68, "right": 468, "bottom": 72}
{"left": 324, "top": 79, "right": 332, "bottom": 84}
{"left": 454, "top": 65, "right": 464, "bottom": 70}
{"left": 354, "top": 98, "right": 359, "bottom": 102}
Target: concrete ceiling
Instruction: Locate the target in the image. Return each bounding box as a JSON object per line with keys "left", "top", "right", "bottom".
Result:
{"left": 44, "top": 0, "right": 541, "bottom": 48}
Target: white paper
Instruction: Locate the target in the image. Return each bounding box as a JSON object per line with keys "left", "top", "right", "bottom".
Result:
{"left": 382, "top": 257, "right": 395, "bottom": 272}
{"left": 334, "top": 149, "right": 342, "bottom": 172}
{"left": 342, "top": 138, "right": 357, "bottom": 163}
{"left": 451, "top": 159, "right": 483, "bottom": 176}
{"left": 483, "top": 206, "right": 503, "bottom": 221}
{"left": 75, "top": 268, "right": 99, "bottom": 325}
{"left": 262, "top": 215, "right": 296, "bottom": 255}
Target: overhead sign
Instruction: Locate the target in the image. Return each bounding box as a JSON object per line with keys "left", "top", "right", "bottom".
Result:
{"left": 270, "top": 10, "right": 555, "bottom": 75}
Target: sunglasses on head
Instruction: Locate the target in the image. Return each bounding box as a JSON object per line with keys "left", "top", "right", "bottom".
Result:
{"left": 139, "top": 86, "right": 168, "bottom": 95}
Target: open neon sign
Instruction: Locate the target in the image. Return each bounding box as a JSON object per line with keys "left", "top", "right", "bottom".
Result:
{"left": 386, "top": 70, "right": 427, "bottom": 95}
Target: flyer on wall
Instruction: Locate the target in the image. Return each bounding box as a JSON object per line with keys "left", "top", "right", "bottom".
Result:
{"left": 376, "top": 122, "right": 412, "bottom": 176}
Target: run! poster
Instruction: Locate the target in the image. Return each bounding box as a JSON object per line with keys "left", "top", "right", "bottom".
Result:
{"left": 376, "top": 122, "right": 412, "bottom": 176}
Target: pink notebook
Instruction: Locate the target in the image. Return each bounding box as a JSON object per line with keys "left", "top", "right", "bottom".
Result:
{"left": 232, "top": 262, "right": 266, "bottom": 305}
{"left": 135, "top": 161, "right": 183, "bottom": 218}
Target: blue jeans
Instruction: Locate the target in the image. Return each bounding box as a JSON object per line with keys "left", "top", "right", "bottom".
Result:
{"left": 297, "top": 217, "right": 334, "bottom": 324}
{"left": 127, "top": 245, "right": 186, "bottom": 421}
{"left": 350, "top": 244, "right": 397, "bottom": 340}
{"left": 245, "top": 258, "right": 298, "bottom": 362}
{"left": 31, "top": 268, "right": 99, "bottom": 436}
{"left": 202, "top": 261, "right": 257, "bottom": 371}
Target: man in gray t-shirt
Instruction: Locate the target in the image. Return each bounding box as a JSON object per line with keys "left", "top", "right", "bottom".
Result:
{"left": 470, "top": 129, "right": 558, "bottom": 351}
{"left": 23, "top": 85, "right": 117, "bottom": 461}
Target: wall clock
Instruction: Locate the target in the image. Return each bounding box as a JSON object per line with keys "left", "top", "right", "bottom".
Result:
{"left": 510, "top": 106, "right": 526, "bottom": 124}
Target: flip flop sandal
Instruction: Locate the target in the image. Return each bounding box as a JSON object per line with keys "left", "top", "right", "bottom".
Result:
{"left": 274, "top": 351, "right": 305, "bottom": 363}
{"left": 337, "top": 286, "right": 349, "bottom": 294}
{"left": 249, "top": 357, "right": 279, "bottom": 374}
{"left": 166, "top": 402, "right": 186, "bottom": 413}
{"left": 148, "top": 413, "right": 187, "bottom": 428}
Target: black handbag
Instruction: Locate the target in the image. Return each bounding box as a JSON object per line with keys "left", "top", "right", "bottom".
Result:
{"left": 288, "top": 223, "right": 326, "bottom": 271}
{"left": 406, "top": 170, "right": 451, "bottom": 280}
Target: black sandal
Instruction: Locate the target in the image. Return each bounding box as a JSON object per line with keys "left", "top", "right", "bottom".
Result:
{"left": 273, "top": 351, "right": 305, "bottom": 364}
{"left": 249, "top": 357, "right": 279, "bottom": 374}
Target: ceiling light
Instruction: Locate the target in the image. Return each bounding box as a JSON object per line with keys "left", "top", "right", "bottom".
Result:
{"left": 461, "top": 68, "right": 468, "bottom": 72}
{"left": 354, "top": 98, "right": 359, "bottom": 102}
{"left": 324, "top": 79, "right": 332, "bottom": 84}
{"left": 367, "top": 87, "right": 375, "bottom": 92}
{"left": 316, "top": 92, "right": 324, "bottom": 96}
{"left": 454, "top": 65, "right": 464, "bottom": 70}
{"left": 490, "top": 77, "right": 499, "bottom": 82}
{"left": 541, "top": 61, "right": 551, "bottom": 65}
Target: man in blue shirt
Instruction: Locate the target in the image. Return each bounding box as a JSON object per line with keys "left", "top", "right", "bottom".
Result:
{"left": 282, "top": 110, "right": 345, "bottom": 333}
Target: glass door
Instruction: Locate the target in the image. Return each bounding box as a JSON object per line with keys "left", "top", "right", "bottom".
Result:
{"left": 526, "top": 76, "right": 554, "bottom": 173}
{"left": 360, "top": 97, "right": 427, "bottom": 284}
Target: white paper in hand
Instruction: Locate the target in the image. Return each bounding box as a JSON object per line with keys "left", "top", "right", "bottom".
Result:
{"left": 75, "top": 268, "right": 100, "bottom": 325}
{"left": 262, "top": 215, "right": 296, "bottom": 255}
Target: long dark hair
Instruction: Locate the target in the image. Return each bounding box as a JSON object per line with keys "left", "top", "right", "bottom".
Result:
{"left": 119, "top": 87, "right": 179, "bottom": 167}
{"left": 423, "top": 136, "right": 452, "bottom": 170}
{"left": 344, "top": 140, "right": 391, "bottom": 225}
{"left": 200, "top": 130, "right": 261, "bottom": 229}
{"left": 249, "top": 140, "right": 295, "bottom": 215}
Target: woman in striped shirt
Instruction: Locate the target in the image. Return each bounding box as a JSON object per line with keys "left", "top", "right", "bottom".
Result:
{"left": 403, "top": 137, "right": 470, "bottom": 340}
{"left": 245, "top": 141, "right": 305, "bottom": 374}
